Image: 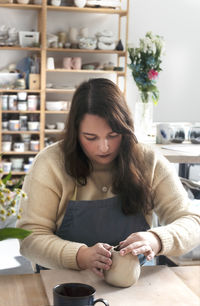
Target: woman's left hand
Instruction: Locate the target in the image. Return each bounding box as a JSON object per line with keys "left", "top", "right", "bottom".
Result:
{"left": 119, "top": 231, "right": 162, "bottom": 261}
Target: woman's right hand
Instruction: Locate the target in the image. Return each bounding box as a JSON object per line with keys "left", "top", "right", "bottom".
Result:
{"left": 76, "top": 243, "right": 112, "bottom": 277}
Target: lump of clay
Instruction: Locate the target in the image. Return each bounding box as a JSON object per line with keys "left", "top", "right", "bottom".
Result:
{"left": 104, "top": 247, "right": 141, "bottom": 288}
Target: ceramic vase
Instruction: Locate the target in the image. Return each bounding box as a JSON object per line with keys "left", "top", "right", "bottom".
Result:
{"left": 104, "top": 248, "right": 141, "bottom": 288}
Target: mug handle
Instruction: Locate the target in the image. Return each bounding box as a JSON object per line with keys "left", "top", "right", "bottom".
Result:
{"left": 94, "top": 298, "right": 109, "bottom": 305}
{"left": 138, "top": 253, "right": 146, "bottom": 266}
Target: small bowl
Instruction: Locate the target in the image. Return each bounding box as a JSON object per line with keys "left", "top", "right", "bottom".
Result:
{"left": 46, "top": 124, "right": 56, "bottom": 129}
{"left": 17, "top": 0, "right": 30, "bottom": 4}
{"left": 27, "top": 121, "right": 40, "bottom": 131}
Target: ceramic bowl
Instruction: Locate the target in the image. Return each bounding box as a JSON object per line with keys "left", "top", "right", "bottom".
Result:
{"left": 46, "top": 124, "right": 56, "bottom": 129}
{"left": 17, "top": 0, "right": 30, "bottom": 4}
{"left": 27, "top": 121, "right": 40, "bottom": 131}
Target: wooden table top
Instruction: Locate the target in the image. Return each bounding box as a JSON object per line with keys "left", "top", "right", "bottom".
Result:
{"left": 0, "top": 273, "right": 49, "bottom": 306}
{"left": 149, "top": 143, "right": 200, "bottom": 163}
{"left": 0, "top": 266, "right": 199, "bottom": 306}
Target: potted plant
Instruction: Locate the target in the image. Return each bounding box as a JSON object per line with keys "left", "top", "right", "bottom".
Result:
{"left": 0, "top": 165, "right": 31, "bottom": 241}
{"left": 128, "top": 31, "right": 165, "bottom": 139}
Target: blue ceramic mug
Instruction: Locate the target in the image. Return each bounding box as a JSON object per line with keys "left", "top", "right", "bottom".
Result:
{"left": 53, "top": 282, "right": 109, "bottom": 306}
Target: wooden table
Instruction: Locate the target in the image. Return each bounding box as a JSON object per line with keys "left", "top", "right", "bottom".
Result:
{"left": 151, "top": 143, "right": 200, "bottom": 164}
{"left": 0, "top": 266, "right": 199, "bottom": 306}
{"left": 150, "top": 143, "right": 200, "bottom": 178}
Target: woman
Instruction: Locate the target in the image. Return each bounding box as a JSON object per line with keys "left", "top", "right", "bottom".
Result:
{"left": 17, "top": 78, "right": 200, "bottom": 276}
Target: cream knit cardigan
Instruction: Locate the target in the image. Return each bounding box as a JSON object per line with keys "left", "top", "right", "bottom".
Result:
{"left": 17, "top": 142, "right": 200, "bottom": 270}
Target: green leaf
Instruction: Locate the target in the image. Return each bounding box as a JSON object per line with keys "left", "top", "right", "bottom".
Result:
{"left": 2, "top": 172, "right": 12, "bottom": 184}
{"left": 0, "top": 228, "right": 32, "bottom": 241}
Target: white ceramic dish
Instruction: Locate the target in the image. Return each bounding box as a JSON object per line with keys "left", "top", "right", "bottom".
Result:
{"left": 17, "top": 0, "right": 30, "bottom": 3}
{"left": 46, "top": 124, "right": 56, "bottom": 129}
{"left": 0, "top": 73, "right": 19, "bottom": 87}
{"left": 46, "top": 101, "right": 63, "bottom": 111}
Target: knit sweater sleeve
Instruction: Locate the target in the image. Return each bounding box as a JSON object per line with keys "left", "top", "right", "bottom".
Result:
{"left": 16, "top": 143, "right": 86, "bottom": 270}
{"left": 144, "top": 146, "right": 200, "bottom": 256}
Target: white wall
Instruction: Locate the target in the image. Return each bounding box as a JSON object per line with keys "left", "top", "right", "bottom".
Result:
{"left": 127, "top": 0, "right": 200, "bottom": 122}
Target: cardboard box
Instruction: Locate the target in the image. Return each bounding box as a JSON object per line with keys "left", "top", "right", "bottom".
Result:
{"left": 29, "top": 74, "right": 40, "bottom": 90}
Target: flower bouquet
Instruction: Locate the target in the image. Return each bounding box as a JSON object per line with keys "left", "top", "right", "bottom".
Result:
{"left": 0, "top": 166, "right": 31, "bottom": 241}
{"left": 128, "top": 31, "right": 165, "bottom": 104}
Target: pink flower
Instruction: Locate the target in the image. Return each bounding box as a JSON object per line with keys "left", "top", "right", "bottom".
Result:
{"left": 148, "top": 69, "right": 158, "bottom": 80}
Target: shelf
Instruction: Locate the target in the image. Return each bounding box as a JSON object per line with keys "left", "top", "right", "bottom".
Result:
{"left": 2, "top": 151, "right": 38, "bottom": 155}
{"left": 46, "top": 69, "right": 125, "bottom": 76}
{"left": 0, "top": 3, "right": 42, "bottom": 10}
{"left": 0, "top": 0, "right": 129, "bottom": 174}
{"left": 0, "top": 46, "right": 41, "bottom": 51}
{"left": 45, "top": 129, "right": 63, "bottom": 134}
{"left": 2, "top": 131, "right": 40, "bottom": 134}
{"left": 0, "top": 89, "right": 41, "bottom": 93}
{"left": 2, "top": 110, "right": 40, "bottom": 114}
{"left": 46, "top": 88, "right": 75, "bottom": 93}
{"left": 46, "top": 48, "right": 126, "bottom": 56}
{"left": 3, "top": 171, "right": 27, "bottom": 175}
{"left": 47, "top": 5, "right": 127, "bottom": 16}
{"left": 45, "top": 111, "right": 69, "bottom": 114}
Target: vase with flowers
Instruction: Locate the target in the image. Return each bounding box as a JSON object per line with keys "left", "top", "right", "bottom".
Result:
{"left": 0, "top": 164, "right": 31, "bottom": 241}
{"left": 128, "top": 31, "right": 165, "bottom": 140}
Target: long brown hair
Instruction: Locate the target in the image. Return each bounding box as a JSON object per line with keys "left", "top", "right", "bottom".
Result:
{"left": 61, "top": 78, "right": 153, "bottom": 214}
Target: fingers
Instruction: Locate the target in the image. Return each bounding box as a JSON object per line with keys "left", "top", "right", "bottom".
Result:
{"left": 119, "top": 231, "right": 161, "bottom": 261}
{"left": 89, "top": 243, "right": 112, "bottom": 276}
{"left": 119, "top": 240, "right": 155, "bottom": 261}
{"left": 146, "top": 250, "right": 155, "bottom": 261}
{"left": 92, "top": 267, "right": 104, "bottom": 278}
{"left": 103, "top": 243, "right": 113, "bottom": 251}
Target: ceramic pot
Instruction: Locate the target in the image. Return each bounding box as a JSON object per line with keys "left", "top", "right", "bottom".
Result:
{"left": 51, "top": 0, "right": 61, "bottom": 6}
{"left": 104, "top": 247, "right": 141, "bottom": 288}
{"left": 74, "top": 0, "right": 86, "bottom": 8}
{"left": 69, "top": 27, "right": 78, "bottom": 43}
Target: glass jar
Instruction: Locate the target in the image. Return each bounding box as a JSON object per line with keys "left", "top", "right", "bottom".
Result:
{"left": 171, "top": 125, "right": 185, "bottom": 143}
{"left": 189, "top": 126, "right": 200, "bottom": 144}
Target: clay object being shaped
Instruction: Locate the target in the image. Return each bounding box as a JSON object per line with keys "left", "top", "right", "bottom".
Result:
{"left": 104, "top": 246, "right": 141, "bottom": 288}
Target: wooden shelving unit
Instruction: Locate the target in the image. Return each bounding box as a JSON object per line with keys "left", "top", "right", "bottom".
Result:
{"left": 0, "top": 0, "right": 129, "bottom": 175}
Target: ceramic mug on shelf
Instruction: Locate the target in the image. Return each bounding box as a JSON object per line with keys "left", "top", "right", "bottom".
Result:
{"left": 13, "top": 142, "right": 25, "bottom": 152}
{"left": 63, "top": 57, "right": 72, "bottom": 69}
{"left": 2, "top": 141, "right": 12, "bottom": 152}
{"left": 9, "top": 120, "right": 20, "bottom": 131}
{"left": 10, "top": 158, "right": 24, "bottom": 171}
{"left": 156, "top": 123, "right": 173, "bottom": 144}
{"left": 56, "top": 122, "right": 65, "bottom": 130}
{"left": 2, "top": 161, "right": 12, "bottom": 173}
{"left": 47, "top": 57, "right": 55, "bottom": 70}
{"left": 71, "top": 57, "right": 82, "bottom": 70}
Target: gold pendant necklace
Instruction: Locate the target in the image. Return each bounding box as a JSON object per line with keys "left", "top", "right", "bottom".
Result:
{"left": 102, "top": 186, "right": 109, "bottom": 193}
{"left": 91, "top": 170, "right": 112, "bottom": 194}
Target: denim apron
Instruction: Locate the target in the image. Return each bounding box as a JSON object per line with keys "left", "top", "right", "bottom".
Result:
{"left": 36, "top": 193, "right": 149, "bottom": 271}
